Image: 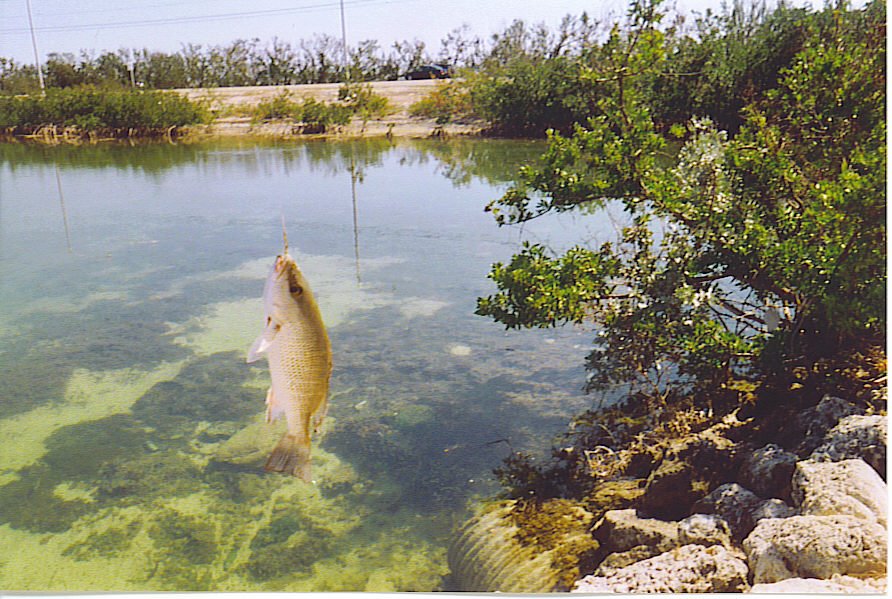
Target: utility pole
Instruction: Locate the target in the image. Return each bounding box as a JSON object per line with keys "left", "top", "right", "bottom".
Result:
{"left": 25, "top": 0, "right": 46, "bottom": 90}
{"left": 339, "top": 0, "right": 349, "bottom": 81}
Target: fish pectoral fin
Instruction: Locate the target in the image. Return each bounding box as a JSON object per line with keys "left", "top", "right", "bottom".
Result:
{"left": 246, "top": 324, "right": 278, "bottom": 363}
{"left": 265, "top": 387, "right": 286, "bottom": 423}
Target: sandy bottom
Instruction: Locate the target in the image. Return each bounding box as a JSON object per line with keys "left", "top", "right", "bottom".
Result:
{"left": 0, "top": 248, "right": 456, "bottom": 591}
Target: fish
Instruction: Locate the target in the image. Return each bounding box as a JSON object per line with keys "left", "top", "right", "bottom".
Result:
{"left": 246, "top": 222, "right": 332, "bottom": 482}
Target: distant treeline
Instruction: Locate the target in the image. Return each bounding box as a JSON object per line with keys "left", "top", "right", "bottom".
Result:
{"left": 1, "top": 0, "right": 883, "bottom": 140}
{"left": 0, "top": 16, "right": 597, "bottom": 93}
{"left": 408, "top": 0, "right": 885, "bottom": 135}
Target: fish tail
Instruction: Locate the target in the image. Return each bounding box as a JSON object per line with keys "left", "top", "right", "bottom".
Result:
{"left": 265, "top": 433, "right": 312, "bottom": 482}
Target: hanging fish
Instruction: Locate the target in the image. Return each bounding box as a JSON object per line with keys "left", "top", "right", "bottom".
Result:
{"left": 247, "top": 222, "right": 332, "bottom": 482}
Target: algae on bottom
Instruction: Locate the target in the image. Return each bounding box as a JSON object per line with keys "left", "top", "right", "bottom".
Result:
{"left": 0, "top": 434, "right": 449, "bottom": 592}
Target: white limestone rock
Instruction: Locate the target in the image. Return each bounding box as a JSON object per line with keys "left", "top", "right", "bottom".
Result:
{"left": 811, "top": 414, "right": 887, "bottom": 478}
{"left": 792, "top": 458, "right": 887, "bottom": 526}
{"left": 743, "top": 515, "right": 887, "bottom": 583}
{"left": 592, "top": 509, "right": 679, "bottom": 554}
{"left": 677, "top": 513, "right": 732, "bottom": 548}
{"left": 750, "top": 498, "right": 797, "bottom": 523}
{"left": 749, "top": 574, "right": 887, "bottom": 594}
{"left": 592, "top": 545, "right": 657, "bottom": 577}
{"left": 795, "top": 395, "right": 862, "bottom": 454}
{"left": 573, "top": 544, "right": 749, "bottom": 593}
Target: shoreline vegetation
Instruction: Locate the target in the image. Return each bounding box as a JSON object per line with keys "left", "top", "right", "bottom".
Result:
{"left": 0, "top": 81, "right": 480, "bottom": 143}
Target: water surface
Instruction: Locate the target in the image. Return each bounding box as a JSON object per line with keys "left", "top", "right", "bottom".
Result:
{"left": 0, "top": 138, "right": 609, "bottom": 591}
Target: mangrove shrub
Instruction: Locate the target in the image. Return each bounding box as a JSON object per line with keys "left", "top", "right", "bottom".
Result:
{"left": 0, "top": 86, "right": 208, "bottom": 134}
{"left": 477, "top": 0, "right": 886, "bottom": 412}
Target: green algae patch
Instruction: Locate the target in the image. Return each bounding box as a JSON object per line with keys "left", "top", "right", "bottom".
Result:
{"left": 0, "top": 414, "right": 150, "bottom": 533}
{"left": 508, "top": 499, "right": 599, "bottom": 590}
{"left": 149, "top": 507, "right": 218, "bottom": 565}
{"left": 22, "top": 291, "right": 130, "bottom": 316}
{"left": 0, "top": 464, "right": 94, "bottom": 533}
{"left": 130, "top": 352, "right": 259, "bottom": 436}
{"left": 63, "top": 520, "right": 141, "bottom": 560}
{"left": 96, "top": 450, "right": 203, "bottom": 501}
{"left": 244, "top": 514, "right": 332, "bottom": 580}
{"left": 0, "top": 361, "right": 184, "bottom": 472}
{"left": 0, "top": 431, "right": 451, "bottom": 592}
{"left": 296, "top": 532, "right": 449, "bottom": 592}
{"left": 393, "top": 403, "right": 436, "bottom": 429}
{"left": 0, "top": 348, "right": 75, "bottom": 419}
{"left": 43, "top": 414, "right": 150, "bottom": 481}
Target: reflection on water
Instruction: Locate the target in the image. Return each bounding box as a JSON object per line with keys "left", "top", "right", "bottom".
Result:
{"left": 0, "top": 139, "right": 606, "bottom": 591}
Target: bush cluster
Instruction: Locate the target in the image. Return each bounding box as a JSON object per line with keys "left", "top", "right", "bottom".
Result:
{"left": 408, "top": 80, "right": 475, "bottom": 124}
{"left": 478, "top": 0, "right": 886, "bottom": 497}
{"left": 0, "top": 86, "right": 208, "bottom": 134}
{"left": 251, "top": 83, "right": 390, "bottom": 131}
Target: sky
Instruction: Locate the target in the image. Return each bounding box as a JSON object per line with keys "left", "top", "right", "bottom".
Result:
{"left": 1, "top": 0, "right": 817, "bottom": 66}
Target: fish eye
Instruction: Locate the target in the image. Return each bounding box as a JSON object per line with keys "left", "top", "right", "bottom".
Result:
{"left": 290, "top": 284, "right": 303, "bottom": 295}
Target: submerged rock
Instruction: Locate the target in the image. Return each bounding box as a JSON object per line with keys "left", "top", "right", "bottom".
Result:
{"left": 792, "top": 458, "right": 887, "bottom": 526}
{"left": 573, "top": 544, "right": 749, "bottom": 593}
{"left": 811, "top": 414, "right": 887, "bottom": 478}
{"left": 743, "top": 514, "right": 887, "bottom": 583}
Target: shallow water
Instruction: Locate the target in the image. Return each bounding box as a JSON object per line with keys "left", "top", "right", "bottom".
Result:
{"left": 0, "top": 138, "right": 611, "bottom": 591}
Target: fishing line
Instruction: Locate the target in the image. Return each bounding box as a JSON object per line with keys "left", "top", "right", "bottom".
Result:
{"left": 54, "top": 164, "right": 72, "bottom": 252}
{"left": 349, "top": 147, "right": 361, "bottom": 284}
{"left": 281, "top": 211, "right": 289, "bottom": 255}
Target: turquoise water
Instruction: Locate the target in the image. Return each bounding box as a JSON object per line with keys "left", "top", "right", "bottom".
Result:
{"left": 0, "top": 138, "right": 607, "bottom": 591}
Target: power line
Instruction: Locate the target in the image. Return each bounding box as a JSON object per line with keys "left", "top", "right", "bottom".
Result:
{"left": 0, "top": 0, "right": 415, "bottom": 35}
{"left": 28, "top": 0, "right": 245, "bottom": 20}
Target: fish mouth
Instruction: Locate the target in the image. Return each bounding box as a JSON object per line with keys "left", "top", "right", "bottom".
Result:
{"left": 274, "top": 253, "right": 296, "bottom": 278}
{"left": 274, "top": 255, "right": 288, "bottom": 275}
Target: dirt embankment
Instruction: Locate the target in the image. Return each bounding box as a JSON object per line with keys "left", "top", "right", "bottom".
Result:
{"left": 176, "top": 79, "right": 481, "bottom": 139}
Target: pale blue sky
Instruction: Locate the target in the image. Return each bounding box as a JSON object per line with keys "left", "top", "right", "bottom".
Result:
{"left": 2, "top": 0, "right": 817, "bottom": 65}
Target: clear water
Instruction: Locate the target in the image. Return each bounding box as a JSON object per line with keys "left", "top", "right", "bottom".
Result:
{"left": 0, "top": 138, "right": 609, "bottom": 591}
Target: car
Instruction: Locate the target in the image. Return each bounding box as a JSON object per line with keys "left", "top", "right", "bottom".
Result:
{"left": 404, "top": 64, "right": 452, "bottom": 80}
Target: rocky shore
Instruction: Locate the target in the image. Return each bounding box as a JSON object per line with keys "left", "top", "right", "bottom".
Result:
{"left": 449, "top": 395, "right": 887, "bottom": 593}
